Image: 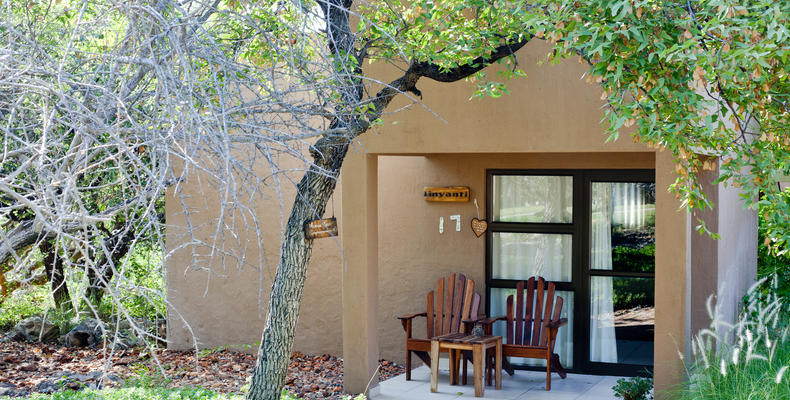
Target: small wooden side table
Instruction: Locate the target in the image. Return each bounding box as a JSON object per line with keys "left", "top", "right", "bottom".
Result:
{"left": 430, "top": 333, "right": 502, "bottom": 397}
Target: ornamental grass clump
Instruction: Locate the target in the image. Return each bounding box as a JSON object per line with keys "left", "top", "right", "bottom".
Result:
{"left": 680, "top": 277, "right": 789, "bottom": 399}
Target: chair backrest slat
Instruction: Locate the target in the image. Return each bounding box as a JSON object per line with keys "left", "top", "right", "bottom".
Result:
{"left": 548, "top": 297, "right": 563, "bottom": 352}
{"left": 539, "top": 282, "right": 555, "bottom": 347}
{"left": 470, "top": 294, "right": 480, "bottom": 322}
{"left": 523, "top": 277, "right": 535, "bottom": 345}
{"left": 506, "top": 295, "right": 514, "bottom": 344}
{"left": 531, "top": 277, "right": 545, "bottom": 346}
{"left": 514, "top": 280, "right": 524, "bottom": 345}
{"left": 426, "top": 290, "right": 435, "bottom": 338}
{"left": 442, "top": 274, "right": 456, "bottom": 334}
{"left": 435, "top": 277, "right": 445, "bottom": 336}
{"left": 450, "top": 276, "right": 465, "bottom": 333}
{"left": 461, "top": 277, "right": 474, "bottom": 322}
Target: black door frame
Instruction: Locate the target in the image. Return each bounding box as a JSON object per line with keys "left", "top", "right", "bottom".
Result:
{"left": 485, "top": 169, "right": 655, "bottom": 377}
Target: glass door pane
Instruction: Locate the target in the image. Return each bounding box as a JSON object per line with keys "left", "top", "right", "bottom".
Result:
{"left": 590, "top": 277, "right": 654, "bottom": 365}
{"left": 492, "top": 175, "right": 573, "bottom": 223}
{"left": 589, "top": 182, "right": 655, "bottom": 366}
{"left": 491, "top": 232, "right": 573, "bottom": 282}
{"left": 591, "top": 182, "right": 655, "bottom": 273}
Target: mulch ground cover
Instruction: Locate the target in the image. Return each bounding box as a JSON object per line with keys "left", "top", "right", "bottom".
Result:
{"left": 0, "top": 342, "right": 404, "bottom": 398}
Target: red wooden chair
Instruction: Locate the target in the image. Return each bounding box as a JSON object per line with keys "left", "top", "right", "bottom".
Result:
{"left": 397, "top": 273, "right": 481, "bottom": 381}
{"left": 477, "top": 276, "right": 568, "bottom": 390}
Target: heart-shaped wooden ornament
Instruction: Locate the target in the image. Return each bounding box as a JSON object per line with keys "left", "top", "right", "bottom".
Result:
{"left": 470, "top": 218, "right": 488, "bottom": 238}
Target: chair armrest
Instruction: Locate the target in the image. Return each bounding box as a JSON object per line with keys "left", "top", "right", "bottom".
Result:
{"left": 547, "top": 318, "right": 568, "bottom": 328}
{"left": 397, "top": 312, "right": 427, "bottom": 321}
{"left": 463, "top": 315, "right": 506, "bottom": 326}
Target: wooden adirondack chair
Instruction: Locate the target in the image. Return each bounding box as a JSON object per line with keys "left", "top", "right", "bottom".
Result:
{"left": 397, "top": 273, "right": 481, "bottom": 381}
{"left": 477, "top": 276, "right": 568, "bottom": 390}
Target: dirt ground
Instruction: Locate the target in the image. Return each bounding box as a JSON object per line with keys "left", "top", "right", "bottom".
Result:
{"left": 0, "top": 342, "right": 404, "bottom": 399}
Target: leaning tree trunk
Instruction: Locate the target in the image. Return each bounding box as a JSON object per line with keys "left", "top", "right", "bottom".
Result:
{"left": 243, "top": 1, "right": 526, "bottom": 396}
{"left": 246, "top": 138, "right": 350, "bottom": 400}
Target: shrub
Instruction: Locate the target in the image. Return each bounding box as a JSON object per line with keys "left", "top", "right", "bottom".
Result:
{"left": 613, "top": 375, "right": 653, "bottom": 400}
{"left": 0, "top": 286, "right": 50, "bottom": 331}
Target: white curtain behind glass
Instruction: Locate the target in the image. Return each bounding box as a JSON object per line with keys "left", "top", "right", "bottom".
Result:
{"left": 612, "top": 182, "right": 646, "bottom": 228}
{"left": 492, "top": 176, "right": 573, "bottom": 282}
{"left": 590, "top": 183, "right": 617, "bottom": 363}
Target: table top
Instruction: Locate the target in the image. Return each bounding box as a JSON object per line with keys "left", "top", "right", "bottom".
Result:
{"left": 433, "top": 333, "right": 501, "bottom": 344}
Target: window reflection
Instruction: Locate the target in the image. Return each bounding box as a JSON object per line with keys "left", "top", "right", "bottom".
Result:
{"left": 592, "top": 182, "right": 655, "bottom": 273}
{"left": 493, "top": 175, "right": 573, "bottom": 223}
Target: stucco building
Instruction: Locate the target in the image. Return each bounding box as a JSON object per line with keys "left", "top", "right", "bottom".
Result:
{"left": 165, "top": 40, "right": 757, "bottom": 397}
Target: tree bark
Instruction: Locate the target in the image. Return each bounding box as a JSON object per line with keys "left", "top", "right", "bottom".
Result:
{"left": 40, "top": 241, "right": 71, "bottom": 309}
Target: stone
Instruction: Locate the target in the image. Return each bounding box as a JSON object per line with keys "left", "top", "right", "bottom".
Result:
{"left": 0, "top": 382, "right": 17, "bottom": 396}
{"left": 35, "top": 380, "right": 59, "bottom": 394}
{"left": 2, "top": 317, "right": 59, "bottom": 343}
{"left": 64, "top": 318, "right": 103, "bottom": 348}
{"left": 112, "top": 330, "right": 140, "bottom": 349}
{"left": 68, "top": 373, "right": 92, "bottom": 382}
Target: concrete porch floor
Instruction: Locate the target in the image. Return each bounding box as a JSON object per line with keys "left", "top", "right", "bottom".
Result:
{"left": 374, "top": 360, "right": 620, "bottom": 400}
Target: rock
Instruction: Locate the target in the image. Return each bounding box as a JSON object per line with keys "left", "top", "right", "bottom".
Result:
{"left": 2, "top": 317, "right": 59, "bottom": 343}
{"left": 68, "top": 373, "right": 92, "bottom": 382}
{"left": 110, "top": 330, "right": 139, "bottom": 349}
{"left": 65, "top": 318, "right": 103, "bottom": 348}
{"left": 117, "top": 317, "right": 151, "bottom": 333}
{"left": 35, "top": 380, "right": 59, "bottom": 394}
{"left": 0, "top": 382, "right": 17, "bottom": 397}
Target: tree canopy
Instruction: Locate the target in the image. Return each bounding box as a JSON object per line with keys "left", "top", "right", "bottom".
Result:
{"left": 359, "top": 0, "right": 789, "bottom": 252}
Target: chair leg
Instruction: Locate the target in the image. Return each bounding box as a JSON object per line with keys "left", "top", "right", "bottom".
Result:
{"left": 453, "top": 349, "right": 462, "bottom": 385}
{"left": 449, "top": 349, "right": 457, "bottom": 385}
{"left": 486, "top": 353, "right": 493, "bottom": 386}
{"left": 545, "top": 355, "right": 551, "bottom": 391}
{"left": 551, "top": 353, "right": 567, "bottom": 379}
{"left": 462, "top": 351, "right": 468, "bottom": 385}
{"left": 406, "top": 350, "right": 411, "bottom": 381}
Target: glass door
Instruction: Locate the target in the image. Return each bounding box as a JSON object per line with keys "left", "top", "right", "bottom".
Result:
{"left": 486, "top": 169, "right": 655, "bottom": 375}
{"left": 588, "top": 181, "right": 655, "bottom": 368}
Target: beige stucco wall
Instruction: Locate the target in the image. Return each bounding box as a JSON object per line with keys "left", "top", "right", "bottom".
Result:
{"left": 165, "top": 152, "right": 345, "bottom": 356}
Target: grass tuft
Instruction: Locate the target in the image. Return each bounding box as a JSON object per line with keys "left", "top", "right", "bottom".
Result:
{"left": 677, "top": 277, "right": 790, "bottom": 399}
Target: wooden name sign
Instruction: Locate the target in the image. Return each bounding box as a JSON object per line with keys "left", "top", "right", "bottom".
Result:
{"left": 304, "top": 218, "right": 338, "bottom": 239}
{"left": 423, "top": 187, "right": 470, "bottom": 202}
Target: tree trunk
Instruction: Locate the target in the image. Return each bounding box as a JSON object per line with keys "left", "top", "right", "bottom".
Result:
{"left": 246, "top": 139, "right": 349, "bottom": 400}
{"left": 41, "top": 241, "right": 71, "bottom": 309}
{"left": 243, "top": 1, "right": 528, "bottom": 397}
